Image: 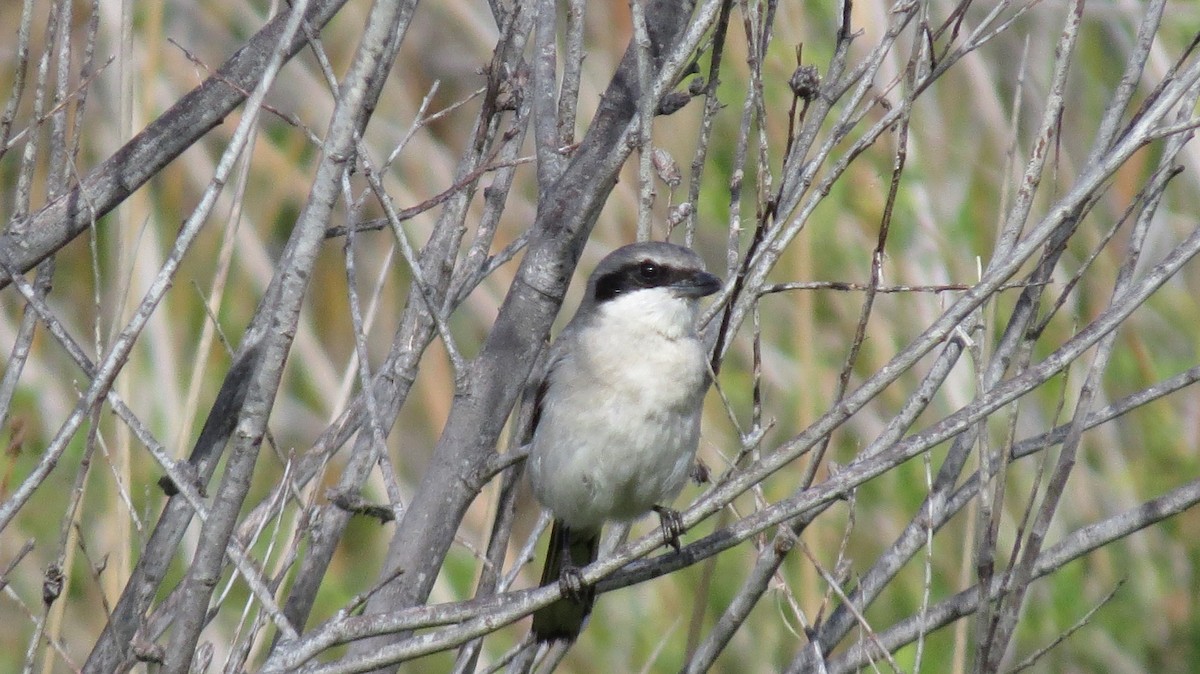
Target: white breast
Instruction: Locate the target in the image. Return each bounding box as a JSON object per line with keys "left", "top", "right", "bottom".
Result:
{"left": 528, "top": 288, "right": 709, "bottom": 530}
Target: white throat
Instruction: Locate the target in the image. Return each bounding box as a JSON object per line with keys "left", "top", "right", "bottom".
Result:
{"left": 592, "top": 287, "right": 699, "bottom": 341}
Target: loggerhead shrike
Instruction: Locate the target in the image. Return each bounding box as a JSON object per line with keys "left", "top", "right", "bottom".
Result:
{"left": 527, "top": 241, "right": 721, "bottom": 642}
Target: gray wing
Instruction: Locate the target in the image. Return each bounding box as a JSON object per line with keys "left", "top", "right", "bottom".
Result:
{"left": 520, "top": 334, "right": 572, "bottom": 446}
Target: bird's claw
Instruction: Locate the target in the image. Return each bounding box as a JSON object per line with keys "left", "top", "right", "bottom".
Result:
{"left": 558, "top": 564, "right": 587, "bottom": 602}
{"left": 652, "top": 506, "right": 684, "bottom": 552}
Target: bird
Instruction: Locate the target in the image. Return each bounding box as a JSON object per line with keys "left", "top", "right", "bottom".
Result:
{"left": 526, "top": 241, "right": 721, "bottom": 642}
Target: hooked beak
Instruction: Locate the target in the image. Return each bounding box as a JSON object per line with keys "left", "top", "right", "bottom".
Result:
{"left": 671, "top": 270, "right": 722, "bottom": 299}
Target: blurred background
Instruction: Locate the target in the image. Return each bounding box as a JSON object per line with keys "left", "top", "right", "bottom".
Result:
{"left": 2, "top": 1, "right": 1200, "bottom": 672}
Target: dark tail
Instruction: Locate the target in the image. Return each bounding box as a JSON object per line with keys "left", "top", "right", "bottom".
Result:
{"left": 531, "top": 520, "right": 600, "bottom": 642}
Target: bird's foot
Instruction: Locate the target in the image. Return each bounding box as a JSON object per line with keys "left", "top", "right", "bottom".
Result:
{"left": 652, "top": 505, "right": 684, "bottom": 552}
{"left": 558, "top": 564, "right": 588, "bottom": 602}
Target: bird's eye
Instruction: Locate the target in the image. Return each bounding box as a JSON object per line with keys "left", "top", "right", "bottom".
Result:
{"left": 638, "top": 261, "right": 660, "bottom": 281}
